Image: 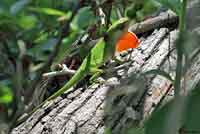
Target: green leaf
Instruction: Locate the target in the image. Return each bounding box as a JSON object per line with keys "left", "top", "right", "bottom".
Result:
{"left": 0, "top": 85, "right": 13, "bottom": 104}
{"left": 183, "top": 83, "right": 200, "bottom": 131}
{"left": 125, "top": 4, "right": 137, "bottom": 19}
{"left": 145, "top": 97, "right": 185, "bottom": 134}
{"left": 17, "top": 15, "right": 38, "bottom": 30}
{"left": 0, "top": 12, "right": 18, "bottom": 32}
{"left": 143, "top": 69, "right": 174, "bottom": 83}
{"left": 142, "top": 0, "right": 161, "bottom": 15}
{"left": 29, "top": 7, "right": 67, "bottom": 16}
{"left": 63, "top": 0, "right": 78, "bottom": 10}
{"left": 10, "top": 0, "right": 31, "bottom": 15}
{"left": 136, "top": 11, "right": 145, "bottom": 21}
{"left": 155, "top": 0, "right": 181, "bottom": 15}
{"left": 41, "top": 38, "right": 58, "bottom": 52}
{"left": 71, "top": 6, "right": 96, "bottom": 31}
{"left": 145, "top": 100, "right": 171, "bottom": 134}
{"left": 54, "top": 31, "right": 78, "bottom": 63}
{"left": 107, "top": 17, "right": 129, "bottom": 33}
{"left": 29, "top": 38, "right": 58, "bottom": 62}
{"left": 104, "top": 127, "right": 112, "bottom": 134}
{"left": 145, "top": 82, "right": 200, "bottom": 134}
{"left": 1, "top": 0, "right": 15, "bottom": 9}
{"left": 126, "top": 127, "right": 144, "bottom": 134}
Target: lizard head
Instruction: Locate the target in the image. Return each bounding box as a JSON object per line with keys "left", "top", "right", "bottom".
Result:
{"left": 106, "top": 17, "right": 140, "bottom": 53}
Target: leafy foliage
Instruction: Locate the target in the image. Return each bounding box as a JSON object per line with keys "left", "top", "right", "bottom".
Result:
{"left": 184, "top": 86, "right": 200, "bottom": 131}
{"left": 145, "top": 82, "right": 200, "bottom": 134}
{"left": 71, "top": 6, "right": 96, "bottom": 31}
{"left": 0, "top": 84, "right": 13, "bottom": 104}
{"left": 156, "top": 0, "right": 181, "bottom": 15}
{"left": 145, "top": 0, "right": 200, "bottom": 134}
{"left": 0, "top": 0, "right": 200, "bottom": 134}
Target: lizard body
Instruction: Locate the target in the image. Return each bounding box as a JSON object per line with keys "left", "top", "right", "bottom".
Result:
{"left": 44, "top": 17, "right": 131, "bottom": 102}
{"left": 17, "top": 17, "right": 140, "bottom": 124}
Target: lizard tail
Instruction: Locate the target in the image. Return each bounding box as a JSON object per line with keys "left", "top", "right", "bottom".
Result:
{"left": 16, "top": 69, "right": 86, "bottom": 125}
{"left": 46, "top": 68, "right": 87, "bottom": 101}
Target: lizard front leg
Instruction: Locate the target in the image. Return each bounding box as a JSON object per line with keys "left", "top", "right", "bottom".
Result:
{"left": 89, "top": 68, "right": 104, "bottom": 83}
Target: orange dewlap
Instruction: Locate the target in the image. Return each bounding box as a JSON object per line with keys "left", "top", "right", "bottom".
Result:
{"left": 115, "top": 31, "right": 140, "bottom": 52}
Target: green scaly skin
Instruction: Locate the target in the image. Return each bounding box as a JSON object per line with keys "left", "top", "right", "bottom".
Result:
{"left": 17, "top": 17, "right": 129, "bottom": 124}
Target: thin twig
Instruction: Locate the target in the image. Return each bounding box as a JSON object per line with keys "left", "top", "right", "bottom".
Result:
{"left": 42, "top": 64, "right": 76, "bottom": 78}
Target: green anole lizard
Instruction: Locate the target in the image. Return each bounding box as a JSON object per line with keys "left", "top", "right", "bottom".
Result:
{"left": 46, "top": 17, "right": 130, "bottom": 99}
{"left": 17, "top": 17, "right": 131, "bottom": 124}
